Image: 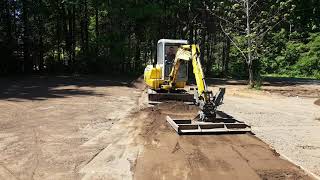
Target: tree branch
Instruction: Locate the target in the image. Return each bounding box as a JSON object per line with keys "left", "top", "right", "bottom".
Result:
{"left": 220, "top": 22, "right": 248, "bottom": 63}
{"left": 202, "top": 1, "right": 246, "bottom": 31}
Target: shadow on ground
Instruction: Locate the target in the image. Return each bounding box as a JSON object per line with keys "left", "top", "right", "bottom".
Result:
{"left": 0, "top": 75, "right": 136, "bottom": 101}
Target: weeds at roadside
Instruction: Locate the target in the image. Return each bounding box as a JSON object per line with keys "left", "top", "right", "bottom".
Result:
{"left": 249, "top": 77, "right": 263, "bottom": 90}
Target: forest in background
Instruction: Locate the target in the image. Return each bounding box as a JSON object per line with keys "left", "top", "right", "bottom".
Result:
{"left": 1, "top": 0, "right": 320, "bottom": 85}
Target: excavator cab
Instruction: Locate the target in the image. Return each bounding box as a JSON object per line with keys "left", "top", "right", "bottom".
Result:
{"left": 145, "top": 39, "right": 194, "bottom": 102}
{"left": 156, "top": 39, "right": 188, "bottom": 82}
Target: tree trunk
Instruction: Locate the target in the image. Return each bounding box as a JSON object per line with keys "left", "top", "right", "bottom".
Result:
{"left": 200, "top": 29, "right": 205, "bottom": 71}
{"left": 63, "top": 5, "right": 69, "bottom": 65}
{"left": 222, "top": 36, "right": 230, "bottom": 77}
{"left": 72, "top": 5, "right": 76, "bottom": 66}
{"left": 57, "top": 7, "right": 61, "bottom": 62}
{"left": 135, "top": 40, "right": 141, "bottom": 72}
{"left": 39, "top": 35, "right": 44, "bottom": 71}
{"left": 22, "top": 0, "right": 32, "bottom": 73}
{"left": 5, "top": 0, "right": 12, "bottom": 43}
{"left": 37, "top": 0, "right": 44, "bottom": 71}
{"left": 245, "top": 0, "right": 254, "bottom": 87}
{"left": 248, "top": 63, "right": 253, "bottom": 87}
{"left": 206, "top": 37, "right": 211, "bottom": 75}
{"left": 95, "top": 7, "right": 99, "bottom": 36}
{"left": 80, "top": 2, "right": 84, "bottom": 53}
{"left": 68, "top": 7, "right": 72, "bottom": 65}
{"left": 84, "top": 0, "right": 89, "bottom": 53}
{"left": 225, "top": 38, "right": 230, "bottom": 76}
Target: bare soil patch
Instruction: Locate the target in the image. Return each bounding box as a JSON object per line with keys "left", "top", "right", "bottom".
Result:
{"left": 133, "top": 102, "right": 312, "bottom": 180}
{"left": 261, "top": 77, "right": 320, "bottom": 98}
{"left": 0, "top": 76, "right": 142, "bottom": 179}
{"left": 262, "top": 87, "right": 320, "bottom": 98}
{"left": 129, "top": 75, "right": 146, "bottom": 90}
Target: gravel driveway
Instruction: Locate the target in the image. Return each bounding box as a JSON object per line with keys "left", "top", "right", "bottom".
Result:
{"left": 216, "top": 83, "right": 320, "bottom": 178}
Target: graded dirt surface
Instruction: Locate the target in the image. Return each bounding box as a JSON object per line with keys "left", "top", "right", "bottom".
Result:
{"left": 0, "top": 76, "right": 318, "bottom": 180}
{"left": 133, "top": 102, "right": 312, "bottom": 180}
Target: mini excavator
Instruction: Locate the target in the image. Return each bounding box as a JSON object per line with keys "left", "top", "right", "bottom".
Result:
{"left": 144, "top": 39, "right": 251, "bottom": 134}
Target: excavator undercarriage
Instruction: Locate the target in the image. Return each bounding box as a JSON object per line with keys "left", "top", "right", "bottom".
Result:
{"left": 147, "top": 89, "right": 194, "bottom": 103}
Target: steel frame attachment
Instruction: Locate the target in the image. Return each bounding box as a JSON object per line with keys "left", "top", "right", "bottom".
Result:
{"left": 166, "top": 116, "right": 251, "bottom": 135}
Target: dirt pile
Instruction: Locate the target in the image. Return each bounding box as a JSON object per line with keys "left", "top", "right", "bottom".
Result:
{"left": 130, "top": 75, "right": 146, "bottom": 90}
{"left": 262, "top": 87, "right": 320, "bottom": 98}
{"left": 156, "top": 101, "right": 199, "bottom": 116}
{"left": 133, "top": 102, "right": 312, "bottom": 180}
{"left": 315, "top": 99, "right": 320, "bottom": 106}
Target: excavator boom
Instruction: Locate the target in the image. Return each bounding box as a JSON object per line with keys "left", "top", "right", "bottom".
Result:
{"left": 165, "top": 44, "right": 251, "bottom": 134}
{"left": 166, "top": 44, "right": 224, "bottom": 121}
{"left": 167, "top": 45, "right": 207, "bottom": 97}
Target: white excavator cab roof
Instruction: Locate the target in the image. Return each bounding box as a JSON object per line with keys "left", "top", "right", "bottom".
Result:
{"left": 157, "top": 39, "right": 188, "bottom": 45}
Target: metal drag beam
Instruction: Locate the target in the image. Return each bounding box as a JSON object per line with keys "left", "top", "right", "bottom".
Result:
{"left": 166, "top": 116, "right": 251, "bottom": 135}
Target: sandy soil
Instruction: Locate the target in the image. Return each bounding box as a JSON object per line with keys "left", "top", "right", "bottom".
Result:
{"left": 0, "top": 76, "right": 318, "bottom": 180}
{"left": 0, "top": 76, "right": 145, "bottom": 179}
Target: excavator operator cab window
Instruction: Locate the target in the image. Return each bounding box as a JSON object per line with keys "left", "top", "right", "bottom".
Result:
{"left": 165, "top": 46, "right": 177, "bottom": 63}
{"left": 164, "top": 45, "right": 178, "bottom": 77}
{"left": 157, "top": 39, "right": 188, "bottom": 81}
{"left": 164, "top": 44, "right": 188, "bottom": 81}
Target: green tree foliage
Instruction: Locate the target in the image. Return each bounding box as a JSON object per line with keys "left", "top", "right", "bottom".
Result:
{"left": 0, "top": 0, "right": 319, "bottom": 80}
{"left": 296, "top": 34, "right": 320, "bottom": 78}
{"left": 261, "top": 31, "right": 320, "bottom": 79}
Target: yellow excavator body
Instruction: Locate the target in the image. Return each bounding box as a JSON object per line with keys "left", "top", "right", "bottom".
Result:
{"left": 144, "top": 65, "right": 163, "bottom": 89}
{"left": 144, "top": 65, "right": 186, "bottom": 90}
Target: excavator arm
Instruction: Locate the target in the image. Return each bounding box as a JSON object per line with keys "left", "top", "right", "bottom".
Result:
{"left": 167, "top": 44, "right": 225, "bottom": 121}
{"left": 168, "top": 45, "right": 207, "bottom": 97}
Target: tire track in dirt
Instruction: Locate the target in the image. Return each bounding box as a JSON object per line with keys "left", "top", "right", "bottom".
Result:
{"left": 78, "top": 82, "right": 147, "bottom": 179}
{"left": 30, "top": 128, "right": 43, "bottom": 180}
{"left": 0, "top": 163, "right": 18, "bottom": 180}
{"left": 133, "top": 102, "right": 313, "bottom": 180}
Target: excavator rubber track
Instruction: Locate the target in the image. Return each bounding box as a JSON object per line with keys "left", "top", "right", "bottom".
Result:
{"left": 166, "top": 111, "right": 251, "bottom": 135}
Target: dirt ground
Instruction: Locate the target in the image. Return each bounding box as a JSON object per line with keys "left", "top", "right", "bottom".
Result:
{"left": 0, "top": 76, "right": 144, "bottom": 179}
{"left": 0, "top": 76, "right": 318, "bottom": 180}
{"left": 134, "top": 102, "right": 311, "bottom": 180}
